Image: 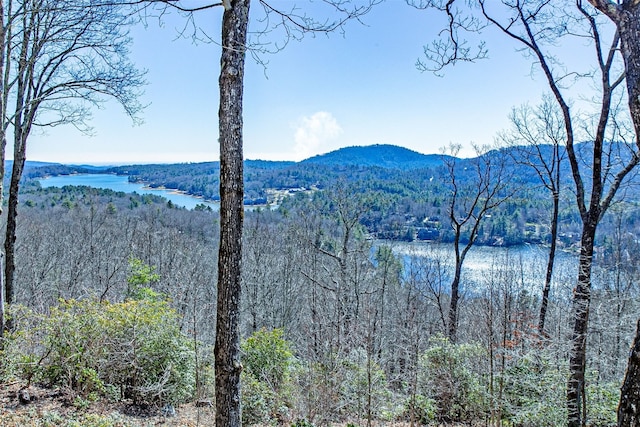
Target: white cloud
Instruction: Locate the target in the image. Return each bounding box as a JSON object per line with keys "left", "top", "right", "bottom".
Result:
{"left": 293, "top": 111, "right": 343, "bottom": 160}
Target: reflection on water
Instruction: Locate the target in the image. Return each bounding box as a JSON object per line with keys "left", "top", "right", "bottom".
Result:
{"left": 383, "top": 240, "right": 578, "bottom": 297}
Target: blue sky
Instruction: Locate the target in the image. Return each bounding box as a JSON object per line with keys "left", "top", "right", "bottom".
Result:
{"left": 26, "top": 1, "right": 590, "bottom": 164}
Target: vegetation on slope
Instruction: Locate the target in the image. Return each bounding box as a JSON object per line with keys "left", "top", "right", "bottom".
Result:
{"left": 1, "top": 185, "right": 634, "bottom": 425}
{"left": 26, "top": 143, "right": 640, "bottom": 249}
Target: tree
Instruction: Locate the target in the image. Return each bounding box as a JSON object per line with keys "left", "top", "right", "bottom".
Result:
{"left": 131, "top": 2, "right": 378, "bottom": 426}
{"left": 499, "top": 96, "right": 566, "bottom": 335}
{"left": 0, "top": 0, "right": 6, "bottom": 340}
{"left": 415, "top": 1, "right": 640, "bottom": 424}
{"left": 442, "top": 143, "right": 513, "bottom": 342}
{"left": 372, "top": 244, "right": 403, "bottom": 359}
{"left": 618, "top": 319, "right": 640, "bottom": 426}
{"left": 213, "top": 2, "right": 250, "bottom": 426}
{"left": 310, "top": 186, "right": 373, "bottom": 349}
{"left": 2, "top": 0, "right": 144, "bottom": 322}
{"left": 582, "top": 4, "right": 640, "bottom": 425}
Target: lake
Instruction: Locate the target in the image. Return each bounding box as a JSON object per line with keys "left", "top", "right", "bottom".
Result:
{"left": 38, "top": 174, "right": 219, "bottom": 211}
{"left": 387, "top": 240, "right": 579, "bottom": 297}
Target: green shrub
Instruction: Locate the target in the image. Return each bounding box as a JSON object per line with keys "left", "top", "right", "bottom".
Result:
{"left": 5, "top": 297, "right": 195, "bottom": 406}
{"left": 242, "top": 328, "right": 293, "bottom": 390}
{"left": 290, "top": 418, "right": 314, "bottom": 427}
{"left": 40, "top": 300, "right": 108, "bottom": 395}
{"left": 242, "top": 372, "right": 278, "bottom": 425}
{"left": 98, "top": 298, "right": 196, "bottom": 404}
{"left": 418, "top": 335, "right": 489, "bottom": 423}
{"left": 339, "top": 348, "right": 391, "bottom": 420}
{"left": 586, "top": 379, "right": 618, "bottom": 427}
{"left": 404, "top": 394, "right": 436, "bottom": 425}
{"left": 40, "top": 410, "right": 138, "bottom": 427}
{"left": 0, "top": 304, "right": 46, "bottom": 382}
{"left": 126, "top": 257, "right": 162, "bottom": 301}
{"left": 501, "top": 354, "right": 570, "bottom": 426}
{"left": 241, "top": 328, "right": 296, "bottom": 425}
{"left": 501, "top": 356, "right": 616, "bottom": 426}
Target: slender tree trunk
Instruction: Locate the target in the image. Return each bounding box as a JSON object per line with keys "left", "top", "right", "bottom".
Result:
{"left": 4, "top": 136, "right": 25, "bottom": 309}
{"left": 5, "top": 4, "right": 31, "bottom": 319}
{"left": 567, "top": 221, "right": 597, "bottom": 427}
{"left": 618, "top": 318, "right": 640, "bottom": 427}
{"left": 595, "top": 4, "right": 640, "bottom": 425}
{"left": 539, "top": 188, "right": 559, "bottom": 335}
{"left": 214, "top": 1, "right": 250, "bottom": 427}
{"left": 0, "top": 252, "right": 3, "bottom": 339}
{"left": 448, "top": 259, "right": 462, "bottom": 343}
{"left": 0, "top": 0, "right": 6, "bottom": 338}
{"left": 584, "top": 4, "right": 640, "bottom": 426}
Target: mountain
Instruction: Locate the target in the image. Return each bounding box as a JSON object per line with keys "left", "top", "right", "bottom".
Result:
{"left": 6, "top": 160, "right": 61, "bottom": 171}
{"left": 301, "top": 144, "right": 444, "bottom": 170}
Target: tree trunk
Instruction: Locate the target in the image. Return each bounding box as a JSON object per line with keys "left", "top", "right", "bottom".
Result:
{"left": 616, "top": 11, "right": 640, "bottom": 426}
{"left": 4, "top": 137, "right": 26, "bottom": 309}
{"left": 447, "top": 260, "right": 462, "bottom": 343}
{"left": 5, "top": 5, "right": 31, "bottom": 318}
{"left": 617, "top": 5, "right": 640, "bottom": 141}
{"left": 538, "top": 188, "right": 559, "bottom": 335}
{"left": 567, "top": 221, "right": 596, "bottom": 427}
{"left": 0, "top": 0, "right": 6, "bottom": 338}
{"left": 0, "top": 252, "right": 3, "bottom": 338}
{"left": 618, "top": 318, "right": 640, "bottom": 427}
{"left": 214, "top": 1, "right": 250, "bottom": 427}
{"left": 586, "top": 3, "right": 640, "bottom": 425}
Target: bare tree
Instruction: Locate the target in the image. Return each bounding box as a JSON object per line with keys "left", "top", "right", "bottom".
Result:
{"left": 415, "top": 1, "right": 640, "bottom": 424}
{"left": 242, "top": 210, "right": 306, "bottom": 335}
{"left": 442, "top": 143, "right": 514, "bottom": 342}
{"left": 2, "top": 0, "right": 145, "bottom": 320}
{"left": 582, "top": 3, "right": 640, "bottom": 425}
{"left": 128, "top": 2, "right": 379, "bottom": 425}
{"left": 499, "top": 96, "right": 566, "bottom": 335}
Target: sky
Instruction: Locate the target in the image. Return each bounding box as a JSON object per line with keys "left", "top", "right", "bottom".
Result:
{"left": 25, "top": 1, "right": 596, "bottom": 165}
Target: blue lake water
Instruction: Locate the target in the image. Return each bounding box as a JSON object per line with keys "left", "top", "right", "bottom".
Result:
{"left": 389, "top": 240, "right": 578, "bottom": 298}
{"left": 38, "top": 174, "right": 219, "bottom": 211}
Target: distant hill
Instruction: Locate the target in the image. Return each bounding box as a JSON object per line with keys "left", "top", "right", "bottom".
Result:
{"left": 23, "top": 163, "right": 99, "bottom": 179}
{"left": 68, "top": 164, "right": 111, "bottom": 171}
{"left": 301, "top": 144, "right": 444, "bottom": 170}
{"left": 7, "top": 160, "right": 61, "bottom": 171}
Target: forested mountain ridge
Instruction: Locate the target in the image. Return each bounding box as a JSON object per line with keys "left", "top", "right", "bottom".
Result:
{"left": 24, "top": 144, "right": 449, "bottom": 204}
{"left": 302, "top": 144, "right": 447, "bottom": 169}
{"left": 8, "top": 160, "right": 62, "bottom": 172}
{"left": 21, "top": 143, "right": 640, "bottom": 249}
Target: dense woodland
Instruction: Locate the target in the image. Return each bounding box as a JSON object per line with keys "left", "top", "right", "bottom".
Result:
{"left": 2, "top": 148, "right": 639, "bottom": 425}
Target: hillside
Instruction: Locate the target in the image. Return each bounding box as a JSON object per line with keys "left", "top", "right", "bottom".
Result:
{"left": 4, "top": 143, "right": 636, "bottom": 427}
{"left": 6, "top": 160, "right": 61, "bottom": 172}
